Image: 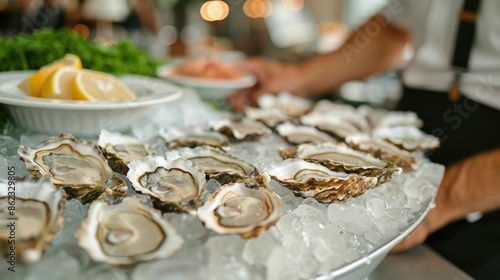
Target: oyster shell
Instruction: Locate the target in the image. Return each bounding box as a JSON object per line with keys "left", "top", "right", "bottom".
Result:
{"left": 159, "top": 126, "right": 230, "bottom": 151}
{"left": 172, "top": 146, "right": 258, "bottom": 184}
{"left": 98, "top": 130, "right": 152, "bottom": 175}
{"left": 310, "top": 100, "right": 370, "bottom": 133}
{"left": 197, "top": 174, "right": 281, "bottom": 238}
{"left": 127, "top": 156, "right": 206, "bottom": 213}
{"left": 300, "top": 112, "right": 362, "bottom": 140}
{"left": 257, "top": 92, "right": 312, "bottom": 117}
{"left": 345, "top": 134, "right": 418, "bottom": 172}
{"left": 267, "top": 159, "right": 378, "bottom": 202}
{"left": 244, "top": 107, "right": 291, "bottom": 128}
{"left": 276, "top": 122, "right": 337, "bottom": 145}
{"left": 0, "top": 176, "right": 65, "bottom": 263}
{"left": 372, "top": 126, "right": 440, "bottom": 152}
{"left": 210, "top": 118, "right": 271, "bottom": 142}
{"left": 279, "top": 142, "right": 402, "bottom": 185}
{"left": 18, "top": 133, "right": 127, "bottom": 204}
{"left": 77, "top": 196, "right": 183, "bottom": 265}
{"left": 373, "top": 111, "right": 423, "bottom": 128}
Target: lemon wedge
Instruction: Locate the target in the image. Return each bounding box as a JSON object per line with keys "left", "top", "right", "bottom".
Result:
{"left": 40, "top": 66, "right": 80, "bottom": 99}
{"left": 18, "top": 54, "right": 83, "bottom": 97}
{"left": 71, "top": 69, "right": 135, "bottom": 102}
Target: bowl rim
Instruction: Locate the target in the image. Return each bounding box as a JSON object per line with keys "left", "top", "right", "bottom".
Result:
{"left": 0, "top": 71, "right": 183, "bottom": 110}
{"left": 156, "top": 63, "right": 257, "bottom": 90}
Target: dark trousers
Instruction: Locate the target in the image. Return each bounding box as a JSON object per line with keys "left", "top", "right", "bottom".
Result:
{"left": 397, "top": 86, "right": 500, "bottom": 279}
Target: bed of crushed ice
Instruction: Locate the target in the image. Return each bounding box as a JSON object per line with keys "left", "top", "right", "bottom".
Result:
{"left": 0, "top": 90, "right": 444, "bottom": 280}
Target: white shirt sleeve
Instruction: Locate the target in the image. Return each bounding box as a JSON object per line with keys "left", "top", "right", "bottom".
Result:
{"left": 379, "top": 0, "right": 413, "bottom": 30}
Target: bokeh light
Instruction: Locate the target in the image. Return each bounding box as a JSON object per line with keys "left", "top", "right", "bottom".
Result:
{"left": 72, "top": 24, "right": 90, "bottom": 39}
{"left": 282, "top": 0, "right": 303, "bottom": 11}
{"left": 200, "top": 1, "right": 230, "bottom": 22}
{"left": 243, "top": 0, "right": 273, "bottom": 19}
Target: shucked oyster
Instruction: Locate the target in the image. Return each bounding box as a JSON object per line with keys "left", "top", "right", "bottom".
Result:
{"left": 171, "top": 146, "right": 258, "bottom": 184}
{"left": 160, "top": 126, "right": 230, "bottom": 151}
{"left": 345, "top": 134, "right": 418, "bottom": 172}
{"left": 257, "top": 92, "right": 312, "bottom": 117}
{"left": 267, "top": 159, "right": 378, "bottom": 202}
{"left": 197, "top": 174, "right": 281, "bottom": 239}
{"left": 0, "top": 176, "right": 65, "bottom": 263}
{"left": 300, "top": 112, "right": 362, "bottom": 140}
{"left": 244, "top": 107, "right": 291, "bottom": 128}
{"left": 276, "top": 122, "right": 337, "bottom": 145}
{"left": 98, "top": 130, "right": 152, "bottom": 175}
{"left": 210, "top": 118, "right": 272, "bottom": 142}
{"left": 372, "top": 126, "right": 440, "bottom": 152}
{"left": 127, "top": 156, "right": 206, "bottom": 213}
{"left": 280, "top": 142, "right": 402, "bottom": 185}
{"left": 309, "top": 100, "right": 371, "bottom": 133}
{"left": 18, "top": 133, "right": 127, "bottom": 204}
{"left": 77, "top": 196, "right": 183, "bottom": 265}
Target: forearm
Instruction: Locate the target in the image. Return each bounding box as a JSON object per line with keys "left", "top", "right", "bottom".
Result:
{"left": 431, "top": 147, "right": 500, "bottom": 230}
{"left": 134, "top": 0, "right": 160, "bottom": 33}
{"left": 297, "top": 15, "right": 410, "bottom": 97}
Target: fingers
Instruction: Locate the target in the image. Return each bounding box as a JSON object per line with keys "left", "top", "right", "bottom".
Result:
{"left": 227, "top": 88, "right": 253, "bottom": 113}
{"left": 390, "top": 219, "right": 431, "bottom": 253}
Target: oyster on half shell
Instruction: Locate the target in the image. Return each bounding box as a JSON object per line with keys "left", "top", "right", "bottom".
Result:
{"left": 267, "top": 159, "right": 378, "bottom": 202}
{"left": 98, "top": 130, "right": 152, "bottom": 175}
{"left": 77, "top": 196, "right": 183, "bottom": 265}
{"left": 160, "top": 126, "right": 230, "bottom": 151}
{"left": 172, "top": 146, "right": 258, "bottom": 184}
{"left": 127, "top": 156, "right": 206, "bottom": 213}
{"left": 372, "top": 126, "right": 440, "bottom": 152}
{"left": 210, "top": 118, "right": 271, "bottom": 142}
{"left": 18, "top": 133, "right": 127, "bottom": 204}
{"left": 197, "top": 174, "right": 281, "bottom": 239}
{"left": 276, "top": 122, "right": 337, "bottom": 145}
{"left": 279, "top": 142, "right": 402, "bottom": 185}
{"left": 345, "top": 134, "right": 418, "bottom": 172}
{"left": 244, "top": 107, "right": 291, "bottom": 128}
{"left": 0, "top": 176, "right": 65, "bottom": 263}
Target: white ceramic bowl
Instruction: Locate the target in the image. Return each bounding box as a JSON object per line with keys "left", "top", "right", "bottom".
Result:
{"left": 156, "top": 63, "right": 256, "bottom": 100}
{"left": 0, "top": 71, "right": 183, "bottom": 137}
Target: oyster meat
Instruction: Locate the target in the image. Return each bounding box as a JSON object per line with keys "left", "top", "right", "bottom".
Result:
{"left": 98, "top": 130, "right": 152, "bottom": 175}
{"left": 280, "top": 142, "right": 402, "bottom": 185}
{"left": 373, "top": 111, "right": 423, "bottom": 128}
{"left": 172, "top": 146, "right": 257, "bottom": 184}
{"left": 276, "top": 122, "right": 337, "bottom": 145}
{"left": 345, "top": 134, "right": 418, "bottom": 172}
{"left": 160, "top": 126, "right": 230, "bottom": 151}
{"left": 372, "top": 126, "right": 440, "bottom": 152}
{"left": 18, "top": 133, "right": 127, "bottom": 204}
{"left": 267, "top": 159, "right": 378, "bottom": 202}
{"left": 309, "top": 100, "right": 371, "bottom": 133}
{"left": 127, "top": 156, "right": 206, "bottom": 213}
{"left": 77, "top": 196, "right": 183, "bottom": 265}
{"left": 0, "top": 176, "right": 65, "bottom": 263}
{"left": 300, "top": 112, "right": 362, "bottom": 140}
{"left": 197, "top": 174, "right": 281, "bottom": 238}
{"left": 244, "top": 107, "right": 291, "bottom": 128}
{"left": 210, "top": 118, "right": 271, "bottom": 141}
{"left": 257, "top": 92, "right": 312, "bottom": 117}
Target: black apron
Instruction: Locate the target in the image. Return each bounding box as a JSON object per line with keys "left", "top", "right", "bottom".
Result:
{"left": 397, "top": 86, "right": 500, "bottom": 279}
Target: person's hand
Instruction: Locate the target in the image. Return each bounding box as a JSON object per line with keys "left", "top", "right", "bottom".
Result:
{"left": 392, "top": 146, "right": 500, "bottom": 253}
{"left": 227, "top": 58, "right": 305, "bottom": 112}
{"left": 391, "top": 205, "right": 447, "bottom": 252}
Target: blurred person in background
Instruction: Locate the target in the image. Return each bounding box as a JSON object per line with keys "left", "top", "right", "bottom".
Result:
{"left": 229, "top": 0, "right": 500, "bottom": 278}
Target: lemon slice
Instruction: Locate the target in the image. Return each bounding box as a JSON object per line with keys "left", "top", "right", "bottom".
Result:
{"left": 18, "top": 54, "right": 83, "bottom": 97}
{"left": 71, "top": 69, "right": 135, "bottom": 102}
{"left": 40, "top": 66, "right": 81, "bottom": 100}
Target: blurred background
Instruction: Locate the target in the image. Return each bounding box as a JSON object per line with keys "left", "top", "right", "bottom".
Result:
{"left": 0, "top": 0, "right": 408, "bottom": 107}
